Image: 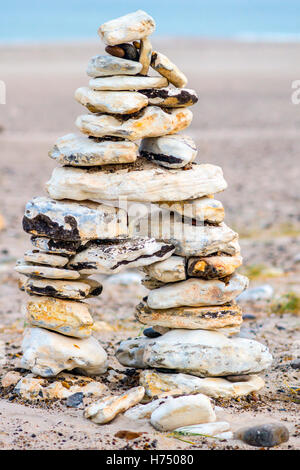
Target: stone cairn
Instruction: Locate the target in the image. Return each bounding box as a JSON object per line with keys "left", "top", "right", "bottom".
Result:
{"left": 15, "top": 10, "right": 273, "bottom": 429}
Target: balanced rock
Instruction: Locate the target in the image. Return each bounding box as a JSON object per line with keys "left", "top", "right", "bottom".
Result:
{"left": 23, "top": 277, "right": 102, "bottom": 300}
{"left": 105, "top": 43, "right": 139, "bottom": 61}
{"left": 31, "top": 236, "right": 82, "bottom": 255}
{"left": 15, "top": 261, "right": 81, "bottom": 280}
{"left": 140, "top": 134, "right": 197, "bottom": 169}
{"left": 84, "top": 386, "right": 145, "bottom": 424}
{"left": 188, "top": 253, "right": 243, "bottom": 279}
{"left": 98, "top": 10, "right": 155, "bottom": 45}
{"left": 158, "top": 197, "right": 225, "bottom": 224}
{"left": 140, "top": 87, "right": 198, "bottom": 108}
{"left": 23, "top": 250, "right": 68, "bottom": 267}
{"left": 136, "top": 301, "right": 243, "bottom": 330}
{"left": 140, "top": 370, "right": 265, "bottom": 399}
{"left": 47, "top": 162, "right": 227, "bottom": 203}
{"left": 146, "top": 273, "right": 249, "bottom": 309}
{"left": 142, "top": 255, "right": 186, "bottom": 283}
{"left": 151, "top": 51, "right": 187, "bottom": 88}
{"left": 89, "top": 75, "right": 168, "bottom": 91}
{"left": 24, "top": 296, "right": 94, "bottom": 338}
{"left": 68, "top": 238, "right": 175, "bottom": 274}
{"left": 49, "top": 133, "right": 138, "bottom": 167}
{"left": 139, "top": 37, "right": 152, "bottom": 75}
{"left": 150, "top": 394, "right": 216, "bottom": 432}
{"left": 76, "top": 106, "right": 192, "bottom": 141}
{"left": 235, "top": 423, "right": 289, "bottom": 448}
{"left": 116, "top": 330, "right": 273, "bottom": 377}
{"left": 23, "top": 197, "right": 128, "bottom": 241}
{"left": 87, "top": 55, "right": 142, "bottom": 77}
{"left": 21, "top": 327, "right": 108, "bottom": 377}
{"left": 75, "top": 87, "right": 148, "bottom": 114}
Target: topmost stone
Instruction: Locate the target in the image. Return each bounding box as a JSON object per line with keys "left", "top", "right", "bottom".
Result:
{"left": 98, "top": 10, "right": 155, "bottom": 46}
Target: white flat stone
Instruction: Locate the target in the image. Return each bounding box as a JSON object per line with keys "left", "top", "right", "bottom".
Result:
{"left": 146, "top": 273, "right": 249, "bottom": 309}
{"left": 87, "top": 55, "right": 142, "bottom": 77}
{"left": 23, "top": 277, "right": 102, "bottom": 300}
{"left": 140, "top": 87, "right": 198, "bottom": 107}
{"left": 124, "top": 397, "right": 169, "bottom": 420}
{"left": 140, "top": 134, "right": 197, "bottom": 168}
{"left": 188, "top": 253, "right": 243, "bottom": 279}
{"left": 175, "top": 422, "right": 230, "bottom": 437}
{"left": 142, "top": 255, "right": 186, "bottom": 283}
{"left": 151, "top": 51, "right": 188, "bottom": 88}
{"left": 117, "top": 330, "right": 273, "bottom": 377}
{"left": 140, "top": 370, "right": 265, "bottom": 399}
{"left": 49, "top": 133, "right": 138, "bottom": 166}
{"left": 89, "top": 75, "right": 168, "bottom": 91}
{"left": 23, "top": 196, "right": 128, "bottom": 241}
{"left": 46, "top": 162, "right": 227, "bottom": 203}
{"left": 31, "top": 236, "right": 82, "bottom": 255}
{"left": 98, "top": 10, "right": 155, "bottom": 45}
{"left": 136, "top": 301, "right": 243, "bottom": 330}
{"left": 24, "top": 250, "right": 68, "bottom": 267}
{"left": 15, "top": 261, "right": 81, "bottom": 280}
{"left": 84, "top": 386, "right": 145, "bottom": 424}
{"left": 75, "top": 87, "right": 148, "bottom": 114}
{"left": 21, "top": 327, "right": 108, "bottom": 377}
{"left": 158, "top": 197, "right": 225, "bottom": 224}
{"left": 24, "top": 295, "right": 94, "bottom": 338}
{"left": 68, "top": 238, "right": 175, "bottom": 274}
{"left": 76, "top": 106, "right": 193, "bottom": 141}
{"left": 150, "top": 394, "right": 216, "bottom": 431}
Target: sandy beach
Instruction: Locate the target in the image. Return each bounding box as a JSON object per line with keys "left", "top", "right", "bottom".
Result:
{"left": 0, "top": 38, "right": 299, "bottom": 450}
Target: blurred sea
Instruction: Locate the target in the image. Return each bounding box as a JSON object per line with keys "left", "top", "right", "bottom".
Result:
{"left": 1, "top": 0, "right": 300, "bottom": 43}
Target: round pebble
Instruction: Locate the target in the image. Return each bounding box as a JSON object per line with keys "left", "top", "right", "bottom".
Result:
{"left": 235, "top": 423, "right": 289, "bottom": 447}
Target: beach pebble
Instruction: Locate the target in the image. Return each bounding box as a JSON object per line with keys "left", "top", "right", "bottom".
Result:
{"left": 143, "top": 327, "right": 162, "bottom": 338}
{"left": 158, "top": 197, "right": 224, "bottom": 224}
{"left": 89, "top": 75, "right": 168, "bottom": 91}
{"left": 23, "top": 250, "right": 68, "bottom": 267}
{"left": 124, "top": 397, "right": 168, "bottom": 420}
{"left": 23, "top": 277, "right": 102, "bottom": 300}
{"left": 75, "top": 87, "right": 148, "bottom": 114}
{"left": 66, "top": 392, "right": 84, "bottom": 408}
{"left": 21, "top": 327, "right": 108, "bottom": 377}
{"left": 24, "top": 295, "right": 94, "bottom": 338}
{"left": 151, "top": 51, "right": 187, "bottom": 88}
{"left": 15, "top": 261, "right": 81, "bottom": 280}
{"left": 142, "top": 255, "right": 186, "bottom": 283}
{"left": 87, "top": 55, "right": 142, "bottom": 77}
{"left": 139, "top": 37, "right": 152, "bottom": 75}
{"left": 47, "top": 162, "right": 226, "bottom": 203}
{"left": 84, "top": 386, "right": 145, "bottom": 424}
{"left": 175, "top": 421, "right": 230, "bottom": 436}
{"left": 105, "top": 45, "right": 125, "bottom": 58}
{"left": 23, "top": 197, "right": 128, "bottom": 241}
{"left": 105, "top": 43, "right": 139, "bottom": 61}
{"left": 140, "top": 87, "right": 198, "bottom": 108}
{"left": 141, "top": 276, "right": 166, "bottom": 290}
{"left": 140, "top": 370, "right": 265, "bottom": 399}
{"left": 76, "top": 106, "right": 192, "bottom": 141}
{"left": 98, "top": 10, "right": 155, "bottom": 46}
{"left": 49, "top": 133, "right": 138, "bottom": 167}
{"left": 140, "top": 134, "right": 197, "bottom": 169}
{"left": 290, "top": 358, "right": 300, "bottom": 369}
{"left": 235, "top": 423, "right": 289, "bottom": 447}
{"left": 1, "top": 371, "right": 22, "bottom": 388}
{"left": 136, "top": 301, "right": 243, "bottom": 330}
{"left": 150, "top": 394, "right": 216, "bottom": 432}
{"left": 68, "top": 238, "right": 175, "bottom": 275}
{"left": 237, "top": 284, "right": 274, "bottom": 302}
{"left": 146, "top": 273, "right": 249, "bottom": 309}
{"left": 187, "top": 253, "right": 242, "bottom": 279}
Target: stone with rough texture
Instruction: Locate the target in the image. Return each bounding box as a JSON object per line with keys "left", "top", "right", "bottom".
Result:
{"left": 87, "top": 55, "right": 142, "bottom": 77}
{"left": 24, "top": 250, "right": 68, "bottom": 267}
{"left": 142, "top": 275, "right": 166, "bottom": 290}
{"left": 188, "top": 254, "right": 243, "bottom": 279}
{"left": 68, "top": 238, "right": 175, "bottom": 275}
{"left": 49, "top": 133, "right": 138, "bottom": 167}
{"left": 175, "top": 422, "right": 230, "bottom": 436}
{"left": 146, "top": 273, "right": 248, "bottom": 309}
{"left": 1, "top": 371, "right": 22, "bottom": 388}
{"left": 24, "top": 296, "right": 94, "bottom": 338}
{"left": 21, "top": 327, "right": 108, "bottom": 377}
{"left": 76, "top": 107, "right": 192, "bottom": 141}
{"left": 124, "top": 397, "right": 168, "bottom": 420}
{"left": 136, "top": 301, "right": 243, "bottom": 330}
{"left": 23, "top": 197, "right": 128, "bottom": 241}
{"left": 75, "top": 87, "right": 148, "bottom": 114}
{"left": 84, "top": 386, "right": 145, "bottom": 424}
{"left": 47, "top": 162, "right": 227, "bottom": 203}
{"left": 116, "top": 330, "right": 273, "bottom": 377}
{"left": 150, "top": 394, "right": 216, "bottom": 432}
{"left": 98, "top": 10, "right": 155, "bottom": 46}
{"left": 140, "top": 87, "right": 198, "bottom": 108}
{"left": 23, "top": 277, "right": 102, "bottom": 300}
{"left": 140, "top": 134, "right": 197, "bottom": 169}
{"left": 235, "top": 423, "right": 289, "bottom": 447}
{"left": 142, "top": 255, "right": 186, "bottom": 283}
{"left": 89, "top": 75, "right": 168, "bottom": 91}
{"left": 158, "top": 197, "right": 224, "bottom": 224}
{"left": 151, "top": 51, "right": 188, "bottom": 88}
{"left": 31, "top": 236, "right": 81, "bottom": 256}
{"left": 133, "top": 215, "right": 239, "bottom": 257}
{"left": 139, "top": 37, "right": 152, "bottom": 75}
{"left": 140, "top": 370, "right": 265, "bottom": 399}
{"left": 15, "top": 261, "right": 81, "bottom": 280}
